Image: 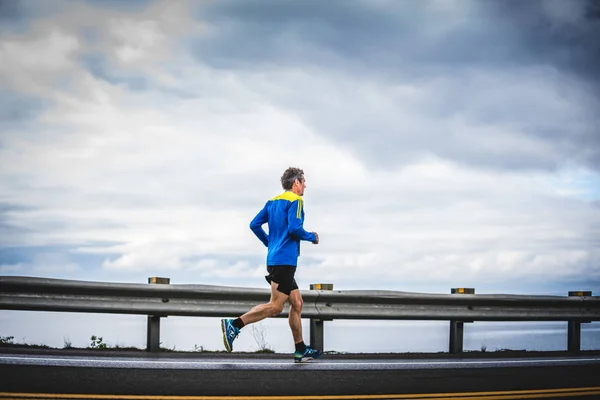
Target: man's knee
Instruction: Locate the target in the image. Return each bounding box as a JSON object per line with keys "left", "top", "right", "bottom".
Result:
{"left": 290, "top": 297, "right": 303, "bottom": 312}
{"left": 269, "top": 301, "right": 285, "bottom": 316}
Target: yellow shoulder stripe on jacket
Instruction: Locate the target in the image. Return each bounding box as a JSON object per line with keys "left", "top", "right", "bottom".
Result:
{"left": 270, "top": 191, "right": 302, "bottom": 202}
{"left": 296, "top": 199, "right": 303, "bottom": 219}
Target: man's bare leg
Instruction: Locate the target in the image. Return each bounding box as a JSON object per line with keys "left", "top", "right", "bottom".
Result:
{"left": 240, "top": 281, "right": 288, "bottom": 326}
{"left": 287, "top": 288, "right": 322, "bottom": 362}
{"left": 288, "top": 289, "right": 304, "bottom": 344}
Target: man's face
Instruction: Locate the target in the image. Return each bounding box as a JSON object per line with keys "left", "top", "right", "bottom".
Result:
{"left": 294, "top": 176, "right": 306, "bottom": 196}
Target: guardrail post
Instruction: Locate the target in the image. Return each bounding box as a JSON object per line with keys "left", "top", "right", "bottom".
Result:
{"left": 147, "top": 315, "right": 161, "bottom": 352}
{"left": 309, "top": 283, "right": 333, "bottom": 351}
{"left": 449, "top": 288, "right": 475, "bottom": 354}
{"left": 567, "top": 291, "right": 592, "bottom": 352}
{"left": 147, "top": 277, "right": 170, "bottom": 352}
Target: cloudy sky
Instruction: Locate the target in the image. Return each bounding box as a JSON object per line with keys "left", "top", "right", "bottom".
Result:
{"left": 1, "top": 0, "right": 599, "bottom": 351}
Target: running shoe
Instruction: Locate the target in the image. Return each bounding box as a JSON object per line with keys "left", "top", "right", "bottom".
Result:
{"left": 221, "top": 318, "right": 240, "bottom": 352}
{"left": 294, "top": 346, "right": 322, "bottom": 363}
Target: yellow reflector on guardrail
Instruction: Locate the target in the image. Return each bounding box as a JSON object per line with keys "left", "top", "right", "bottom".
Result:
{"left": 568, "top": 291, "right": 592, "bottom": 296}
{"left": 148, "top": 277, "right": 170, "bottom": 284}
{"left": 451, "top": 288, "right": 475, "bottom": 294}
{"left": 310, "top": 283, "right": 334, "bottom": 290}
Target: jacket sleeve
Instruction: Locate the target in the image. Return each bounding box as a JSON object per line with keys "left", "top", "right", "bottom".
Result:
{"left": 287, "top": 199, "right": 317, "bottom": 243}
{"left": 249, "top": 202, "right": 269, "bottom": 247}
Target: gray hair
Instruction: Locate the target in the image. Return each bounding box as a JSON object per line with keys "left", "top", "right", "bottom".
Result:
{"left": 280, "top": 167, "right": 304, "bottom": 190}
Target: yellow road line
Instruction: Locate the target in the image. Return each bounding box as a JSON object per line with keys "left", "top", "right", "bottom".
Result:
{"left": 446, "top": 392, "right": 600, "bottom": 400}
{"left": 1, "top": 387, "right": 600, "bottom": 400}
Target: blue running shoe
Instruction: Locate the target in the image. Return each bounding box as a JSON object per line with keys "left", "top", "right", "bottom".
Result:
{"left": 221, "top": 319, "right": 240, "bottom": 352}
{"left": 294, "top": 346, "right": 322, "bottom": 363}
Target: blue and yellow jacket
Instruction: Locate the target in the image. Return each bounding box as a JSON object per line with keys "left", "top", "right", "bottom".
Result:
{"left": 250, "top": 191, "right": 317, "bottom": 267}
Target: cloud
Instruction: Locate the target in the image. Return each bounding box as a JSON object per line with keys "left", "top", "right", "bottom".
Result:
{"left": 83, "top": 0, "right": 152, "bottom": 12}
{"left": 190, "top": 0, "right": 600, "bottom": 172}
{"left": 237, "top": 66, "right": 597, "bottom": 171}
{"left": 0, "top": 90, "right": 46, "bottom": 129}
{"left": 192, "top": 0, "right": 600, "bottom": 83}
{"left": 0, "top": 0, "right": 598, "bottom": 297}
{"left": 2, "top": 0, "right": 600, "bottom": 356}
{"left": 0, "top": 0, "right": 63, "bottom": 33}
{"left": 81, "top": 53, "right": 150, "bottom": 91}
{"left": 0, "top": 251, "right": 80, "bottom": 277}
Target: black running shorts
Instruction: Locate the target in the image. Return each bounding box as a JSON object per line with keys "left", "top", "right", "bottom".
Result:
{"left": 265, "top": 265, "right": 298, "bottom": 295}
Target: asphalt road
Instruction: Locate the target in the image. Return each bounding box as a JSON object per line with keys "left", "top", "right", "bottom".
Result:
{"left": 1, "top": 348, "right": 599, "bottom": 398}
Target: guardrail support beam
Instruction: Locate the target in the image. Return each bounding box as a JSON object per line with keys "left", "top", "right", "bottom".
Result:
{"left": 147, "top": 315, "right": 161, "bottom": 352}
{"left": 567, "top": 321, "right": 581, "bottom": 352}
{"left": 567, "top": 291, "right": 592, "bottom": 352}
{"left": 146, "top": 277, "right": 170, "bottom": 353}
{"left": 310, "top": 319, "right": 324, "bottom": 351}
{"left": 449, "top": 321, "right": 464, "bottom": 354}
{"left": 449, "top": 288, "right": 475, "bottom": 354}
{"left": 309, "top": 283, "right": 333, "bottom": 351}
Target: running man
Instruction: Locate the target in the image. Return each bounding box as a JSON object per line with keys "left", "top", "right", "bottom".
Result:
{"left": 220, "top": 167, "right": 322, "bottom": 363}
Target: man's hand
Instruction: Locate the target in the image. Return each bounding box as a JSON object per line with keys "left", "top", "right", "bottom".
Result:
{"left": 313, "top": 232, "right": 319, "bottom": 244}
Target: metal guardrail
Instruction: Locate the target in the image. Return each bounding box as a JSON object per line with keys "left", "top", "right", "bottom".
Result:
{"left": 1, "top": 276, "right": 598, "bottom": 353}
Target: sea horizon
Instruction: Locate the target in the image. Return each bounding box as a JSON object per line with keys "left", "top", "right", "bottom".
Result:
{"left": 2, "top": 311, "right": 598, "bottom": 354}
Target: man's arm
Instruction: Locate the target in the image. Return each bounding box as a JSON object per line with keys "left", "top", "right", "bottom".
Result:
{"left": 287, "top": 199, "right": 317, "bottom": 243}
{"left": 250, "top": 202, "right": 269, "bottom": 247}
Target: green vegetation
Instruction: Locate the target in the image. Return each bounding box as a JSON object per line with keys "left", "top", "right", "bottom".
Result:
{"left": 0, "top": 336, "right": 14, "bottom": 345}
{"left": 1, "top": 335, "right": 49, "bottom": 348}
{"left": 112, "top": 344, "right": 142, "bottom": 351}
{"left": 1, "top": 334, "right": 216, "bottom": 352}
{"left": 89, "top": 335, "right": 107, "bottom": 349}
{"left": 254, "top": 348, "right": 275, "bottom": 354}
{"left": 193, "top": 344, "right": 204, "bottom": 352}
{"left": 0, "top": 334, "right": 270, "bottom": 353}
